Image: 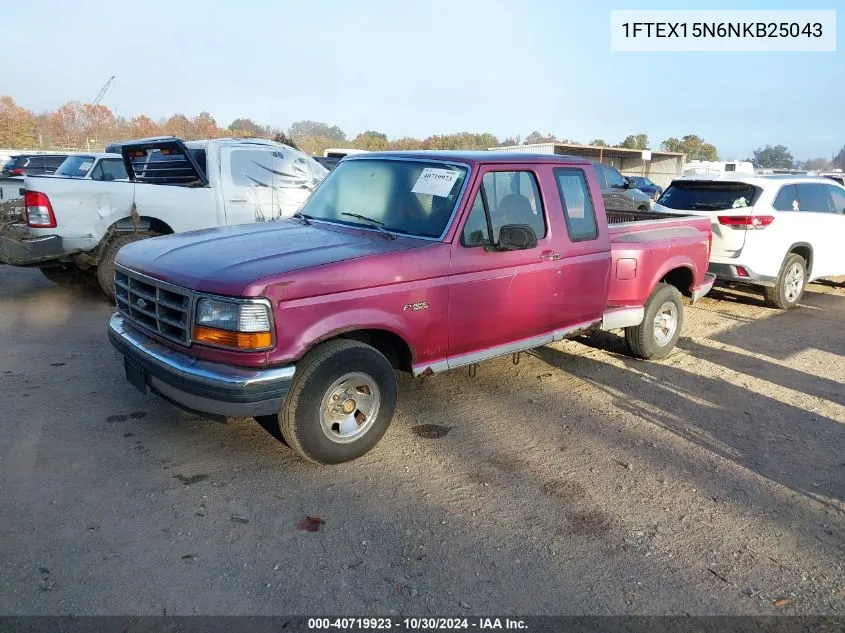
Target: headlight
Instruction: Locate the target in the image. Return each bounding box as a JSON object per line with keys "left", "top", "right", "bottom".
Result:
{"left": 193, "top": 297, "right": 272, "bottom": 350}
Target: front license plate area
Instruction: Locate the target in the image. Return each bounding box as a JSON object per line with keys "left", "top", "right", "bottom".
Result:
{"left": 124, "top": 358, "right": 147, "bottom": 394}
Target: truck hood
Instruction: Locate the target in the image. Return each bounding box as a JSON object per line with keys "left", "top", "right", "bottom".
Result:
{"left": 116, "top": 220, "right": 426, "bottom": 295}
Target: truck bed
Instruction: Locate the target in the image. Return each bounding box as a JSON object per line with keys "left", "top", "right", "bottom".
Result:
{"left": 606, "top": 210, "right": 712, "bottom": 307}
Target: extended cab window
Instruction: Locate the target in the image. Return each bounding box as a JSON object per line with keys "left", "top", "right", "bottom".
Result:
{"left": 461, "top": 171, "right": 546, "bottom": 247}
{"left": 555, "top": 168, "right": 598, "bottom": 241}
{"left": 797, "top": 183, "right": 833, "bottom": 213}
{"left": 773, "top": 185, "right": 799, "bottom": 211}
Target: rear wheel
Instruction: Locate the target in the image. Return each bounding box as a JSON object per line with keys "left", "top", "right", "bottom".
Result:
{"left": 763, "top": 253, "right": 806, "bottom": 310}
{"left": 625, "top": 283, "right": 684, "bottom": 360}
{"left": 278, "top": 339, "right": 397, "bottom": 464}
{"left": 39, "top": 265, "right": 85, "bottom": 286}
{"left": 96, "top": 232, "right": 159, "bottom": 300}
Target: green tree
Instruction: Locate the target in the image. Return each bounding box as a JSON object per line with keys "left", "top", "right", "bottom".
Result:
{"left": 192, "top": 112, "right": 220, "bottom": 139}
{"left": 618, "top": 134, "right": 649, "bottom": 150}
{"left": 288, "top": 120, "right": 346, "bottom": 143}
{"left": 272, "top": 131, "right": 299, "bottom": 149}
{"left": 524, "top": 131, "right": 557, "bottom": 144}
{"left": 589, "top": 139, "right": 608, "bottom": 147}
{"left": 352, "top": 130, "right": 388, "bottom": 150}
{"left": 797, "top": 157, "right": 831, "bottom": 171}
{"left": 499, "top": 136, "right": 521, "bottom": 147}
{"left": 660, "top": 135, "right": 719, "bottom": 161}
{"left": 388, "top": 136, "right": 423, "bottom": 150}
{"left": 0, "top": 96, "right": 37, "bottom": 148}
{"left": 228, "top": 117, "right": 264, "bottom": 137}
{"left": 162, "top": 113, "right": 194, "bottom": 139}
{"left": 832, "top": 146, "right": 845, "bottom": 170}
{"left": 749, "top": 145, "right": 794, "bottom": 169}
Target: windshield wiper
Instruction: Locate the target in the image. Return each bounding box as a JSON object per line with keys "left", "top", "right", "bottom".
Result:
{"left": 292, "top": 212, "right": 312, "bottom": 225}
{"left": 341, "top": 212, "right": 397, "bottom": 240}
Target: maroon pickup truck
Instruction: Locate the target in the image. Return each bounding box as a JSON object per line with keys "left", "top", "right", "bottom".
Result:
{"left": 108, "top": 151, "right": 714, "bottom": 464}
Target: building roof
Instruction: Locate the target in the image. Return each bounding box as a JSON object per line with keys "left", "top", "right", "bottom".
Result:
{"left": 346, "top": 150, "right": 591, "bottom": 165}
{"left": 491, "top": 142, "right": 685, "bottom": 158}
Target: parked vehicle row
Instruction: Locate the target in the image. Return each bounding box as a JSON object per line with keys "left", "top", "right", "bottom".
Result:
{"left": 107, "top": 151, "right": 714, "bottom": 464}
{"left": 655, "top": 174, "right": 845, "bottom": 308}
{"left": 0, "top": 137, "right": 328, "bottom": 298}
{"left": 7, "top": 138, "right": 840, "bottom": 466}
{"left": 2, "top": 153, "right": 67, "bottom": 178}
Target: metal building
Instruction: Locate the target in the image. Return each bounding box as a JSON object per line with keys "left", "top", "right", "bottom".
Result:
{"left": 490, "top": 142, "right": 685, "bottom": 189}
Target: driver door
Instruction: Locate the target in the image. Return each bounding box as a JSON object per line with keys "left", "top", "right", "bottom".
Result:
{"left": 447, "top": 166, "right": 562, "bottom": 364}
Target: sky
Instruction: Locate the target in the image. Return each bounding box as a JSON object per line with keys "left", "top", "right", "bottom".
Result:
{"left": 0, "top": 0, "right": 841, "bottom": 160}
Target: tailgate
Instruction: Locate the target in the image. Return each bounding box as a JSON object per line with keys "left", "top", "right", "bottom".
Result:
{"left": 655, "top": 180, "right": 762, "bottom": 258}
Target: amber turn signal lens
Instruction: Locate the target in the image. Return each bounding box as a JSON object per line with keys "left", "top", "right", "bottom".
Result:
{"left": 193, "top": 325, "right": 271, "bottom": 350}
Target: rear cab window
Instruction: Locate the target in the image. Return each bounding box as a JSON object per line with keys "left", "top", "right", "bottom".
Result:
{"left": 658, "top": 181, "right": 761, "bottom": 211}
{"left": 54, "top": 156, "right": 97, "bottom": 178}
{"left": 555, "top": 168, "right": 598, "bottom": 241}
{"left": 461, "top": 171, "right": 546, "bottom": 247}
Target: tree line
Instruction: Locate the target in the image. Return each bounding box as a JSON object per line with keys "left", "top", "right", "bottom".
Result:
{"left": 1, "top": 96, "right": 841, "bottom": 170}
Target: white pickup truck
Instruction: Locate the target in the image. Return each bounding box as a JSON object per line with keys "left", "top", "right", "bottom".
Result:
{"left": 0, "top": 137, "right": 328, "bottom": 298}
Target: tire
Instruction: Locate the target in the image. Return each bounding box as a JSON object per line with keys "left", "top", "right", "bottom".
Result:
{"left": 278, "top": 339, "right": 397, "bottom": 464}
{"left": 637, "top": 205, "right": 649, "bottom": 212}
{"left": 625, "top": 283, "right": 684, "bottom": 360}
{"left": 39, "top": 265, "right": 85, "bottom": 286}
{"left": 763, "top": 253, "right": 806, "bottom": 310}
{"left": 96, "top": 232, "right": 158, "bottom": 299}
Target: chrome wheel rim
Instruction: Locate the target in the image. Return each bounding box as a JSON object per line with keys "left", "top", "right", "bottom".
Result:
{"left": 319, "top": 372, "right": 381, "bottom": 444}
{"left": 783, "top": 263, "right": 804, "bottom": 303}
{"left": 653, "top": 301, "right": 678, "bottom": 347}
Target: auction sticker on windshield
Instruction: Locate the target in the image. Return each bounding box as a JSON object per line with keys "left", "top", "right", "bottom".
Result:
{"left": 412, "top": 168, "right": 460, "bottom": 197}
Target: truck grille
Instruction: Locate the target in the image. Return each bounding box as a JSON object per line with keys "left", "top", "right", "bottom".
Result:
{"left": 114, "top": 265, "right": 193, "bottom": 345}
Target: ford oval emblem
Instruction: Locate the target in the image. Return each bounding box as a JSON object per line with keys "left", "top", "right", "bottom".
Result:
{"left": 135, "top": 298, "right": 147, "bottom": 309}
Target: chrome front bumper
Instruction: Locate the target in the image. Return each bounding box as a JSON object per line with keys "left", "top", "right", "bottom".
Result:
{"left": 108, "top": 313, "right": 294, "bottom": 418}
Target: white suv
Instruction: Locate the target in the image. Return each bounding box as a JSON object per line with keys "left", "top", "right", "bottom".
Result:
{"left": 654, "top": 175, "right": 845, "bottom": 309}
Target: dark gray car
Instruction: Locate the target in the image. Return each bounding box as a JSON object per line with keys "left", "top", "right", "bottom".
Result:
{"left": 592, "top": 162, "right": 652, "bottom": 212}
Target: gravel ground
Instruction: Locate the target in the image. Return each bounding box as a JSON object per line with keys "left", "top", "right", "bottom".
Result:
{"left": 1, "top": 266, "right": 843, "bottom": 616}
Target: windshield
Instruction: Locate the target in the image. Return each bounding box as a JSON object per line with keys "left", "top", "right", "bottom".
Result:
{"left": 54, "top": 155, "right": 97, "bottom": 178}
{"left": 632, "top": 177, "right": 650, "bottom": 187}
{"left": 657, "top": 182, "right": 761, "bottom": 211}
{"left": 299, "top": 159, "right": 469, "bottom": 238}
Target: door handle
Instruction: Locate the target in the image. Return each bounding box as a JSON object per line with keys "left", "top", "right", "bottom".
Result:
{"left": 539, "top": 251, "right": 561, "bottom": 261}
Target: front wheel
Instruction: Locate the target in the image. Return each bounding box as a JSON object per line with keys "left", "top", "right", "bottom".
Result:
{"left": 763, "top": 253, "right": 806, "bottom": 310}
{"left": 278, "top": 339, "right": 397, "bottom": 464}
{"left": 625, "top": 283, "right": 684, "bottom": 360}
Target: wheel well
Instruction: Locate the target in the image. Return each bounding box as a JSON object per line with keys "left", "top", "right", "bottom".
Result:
{"left": 788, "top": 244, "right": 812, "bottom": 275}
{"left": 338, "top": 329, "right": 414, "bottom": 373}
{"left": 661, "top": 267, "right": 694, "bottom": 296}
{"left": 112, "top": 216, "right": 174, "bottom": 235}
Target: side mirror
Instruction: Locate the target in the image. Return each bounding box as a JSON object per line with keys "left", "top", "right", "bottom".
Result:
{"left": 495, "top": 224, "right": 538, "bottom": 251}
{"left": 623, "top": 179, "right": 634, "bottom": 189}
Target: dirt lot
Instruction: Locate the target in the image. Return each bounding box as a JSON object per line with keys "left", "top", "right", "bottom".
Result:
{"left": 1, "top": 265, "right": 843, "bottom": 616}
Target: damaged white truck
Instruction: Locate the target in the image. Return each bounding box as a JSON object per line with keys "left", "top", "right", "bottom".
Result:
{"left": 0, "top": 137, "right": 328, "bottom": 298}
